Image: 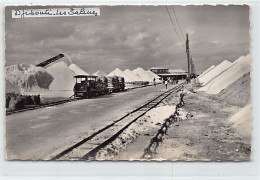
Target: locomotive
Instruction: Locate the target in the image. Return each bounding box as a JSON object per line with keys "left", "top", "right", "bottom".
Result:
{"left": 73, "top": 75, "right": 125, "bottom": 99}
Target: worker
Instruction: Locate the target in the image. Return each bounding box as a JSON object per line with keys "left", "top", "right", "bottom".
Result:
{"left": 180, "top": 88, "right": 185, "bottom": 106}
{"left": 165, "top": 79, "right": 168, "bottom": 89}
{"left": 153, "top": 78, "right": 156, "bottom": 86}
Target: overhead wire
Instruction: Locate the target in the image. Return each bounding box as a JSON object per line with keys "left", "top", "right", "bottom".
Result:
{"left": 165, "top": 6, "right": 184, "bottom": 48}
{"left": 170, "top": 6, "right": 185, "bottom": 42}
{"left": 166, "top": 5, "right": 197, "bottom": 76}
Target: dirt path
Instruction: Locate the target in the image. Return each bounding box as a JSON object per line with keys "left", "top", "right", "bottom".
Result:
{"left": 154, "top": 92, "right": 251, "bottom": 161}
{"left": 106, "top": 91, "right": 251, "bottom": 161}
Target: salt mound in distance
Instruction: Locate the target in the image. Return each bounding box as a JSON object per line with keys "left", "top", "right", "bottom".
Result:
{"left": 124, "top": 69, "right": 143, "bottom": 82}
{"left": 69, "top": 64, "right": 89, "bottom": 76}
{"left": 147, "top": 70, "right": 161, "bottom": 82}
{"left": 108, "top": 68, "right": 133, "bottom": 82}
{"left": 199, "top": 60, "right": 232, "bottom": 86}
{"left": 93, "top": 70, "right": 108, "bottom": 77}
{"left": 132, "top": 67, "right": 154, "bottom": 82}
{"left": 46, "top": 61, "right": 75, "bottom": 91}
{"left": 199, "top": 54, "right": 251, "bottom": 94}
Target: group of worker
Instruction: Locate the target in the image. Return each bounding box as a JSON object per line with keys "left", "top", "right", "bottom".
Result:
{"left": 163, "top": 79, "right": 179, "bottom": 89}
{"left": 153, "top": 78, "right": 180, "bottom": 89}
{"left": 153, "top": 77, "right": 185, "bottom": 106}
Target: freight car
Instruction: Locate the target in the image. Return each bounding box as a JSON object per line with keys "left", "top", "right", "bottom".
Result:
{"left": 107, "top": 76, "right": 125, "bottom": 93}
{"left": 73, "top": 75, "right": 125, "bottom": 99}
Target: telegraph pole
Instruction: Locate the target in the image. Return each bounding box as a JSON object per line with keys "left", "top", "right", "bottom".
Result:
{"left": 186, "top": 33, "right": 191, "bottom": 82}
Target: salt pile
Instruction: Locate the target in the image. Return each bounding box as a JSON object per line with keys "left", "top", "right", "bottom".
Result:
{"left": 124, "top": 69, "right": 143, "bottom": 82}
{"left": 199, "top": 54, "right": 251, "bottom": 94}
{"left": 5, "top": 78, "right": 19, "bottom": 93}
{"left": 108, "top": 68, "right": 133, "bottom": 82}
{"left": 233, "top": 55, "right": 245, "bottom": 64}
{"left": 5, "top": 63, "right": 54, "bottom": 92}
{"left": 198, "top": 65, "right": 215, "bottom": 79}
{"left": 46, "top": 61, "right": 75, "bottom": 91}
{"left": 93, "top": 70, "right": 108, "bottom": 77}
{"left": 132, "top": 67, "right": 154, "bottom": 82}
{"left": 147, "top": 70, "right": 161, "bottom": 82}
{"left": 69, "top": 64, "right": 89, "bottom": 76}
{"left": 228, "top": 104, "right": 251, "bottom": 140}
{"left": 198, "top": 60, "right": 232, "bottom": 86}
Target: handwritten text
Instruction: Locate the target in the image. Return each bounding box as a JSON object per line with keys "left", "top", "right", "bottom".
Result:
{"left": 12, "top": 8, "right": 100, "bottom": 18}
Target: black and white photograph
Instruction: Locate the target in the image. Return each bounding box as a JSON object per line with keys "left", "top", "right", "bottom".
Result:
{"left": 5, "top": 5, "right": 251, "bottom": 161}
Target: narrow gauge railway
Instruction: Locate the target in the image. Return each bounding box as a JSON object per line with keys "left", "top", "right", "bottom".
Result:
{"left": 5, "top": 98, "right": 78, "bottom": 116}
{"left": 6, "top": 75, "right": 126, "bottom": 116}
{"left": 51, "top": 83, "right": 184, "bottom": 160}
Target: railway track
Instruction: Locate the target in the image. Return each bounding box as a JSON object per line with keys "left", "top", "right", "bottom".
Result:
{"left": 5, "top": 84, "right": 155, "bottom": 116}
{"left": 5, "top": 98, "right": 77, "bottom": 116}
{"left": 51, "top": 83, "right": 184, "bottom": 160}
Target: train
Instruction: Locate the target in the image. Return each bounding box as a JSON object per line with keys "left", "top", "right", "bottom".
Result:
{"left": 73, "top": 75, "right": 125, "bottom": 99}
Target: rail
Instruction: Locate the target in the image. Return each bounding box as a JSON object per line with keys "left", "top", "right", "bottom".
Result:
{"left": 51, "top": 83, "right": 184, "bottom": 160}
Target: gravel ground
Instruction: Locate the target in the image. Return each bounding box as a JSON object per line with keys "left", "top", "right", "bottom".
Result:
{"left": 154, "top": 92, "right": 251, "bottom": 161}
{"left": 101, "top": 83, "right": 251, "bottom": 161}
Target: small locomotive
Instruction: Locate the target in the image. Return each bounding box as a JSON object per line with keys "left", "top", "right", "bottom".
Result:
{"left": 73, "top": 75, "right": 125, "bottom": 99}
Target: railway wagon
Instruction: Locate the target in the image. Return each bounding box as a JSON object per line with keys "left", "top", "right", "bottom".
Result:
{"left": 73, "top": 75, "right": 125, "bottom": 99}
{"left": 73, "top": 75, "right": 109, "bottom": 98}
{"left": 107, "top": 76, "right": 125, "bottom": 93}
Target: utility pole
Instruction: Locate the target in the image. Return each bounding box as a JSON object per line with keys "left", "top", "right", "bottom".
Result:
{"left": 186, "top": 33, "right": 191, "bottom": 82}
{"left": 190, "top": 56, "right": 194, "bottom": 78}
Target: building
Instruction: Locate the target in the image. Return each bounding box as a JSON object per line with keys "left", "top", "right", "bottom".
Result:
{"left": 150, "top": 67, "right": 169, "bottom": 74}
{"left": 149, "top": 67, "right": 187, "bottom": 81}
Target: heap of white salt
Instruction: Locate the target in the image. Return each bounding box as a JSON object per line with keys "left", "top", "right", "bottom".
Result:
{"left": 46, "top": 61, "right": 75, "bottom": 91}
{"left": 198, "top": 60, "right": 232, "bottom": 86}
{"left": 93, "top": 70, "right": 108, "bottom": 77}
{"left": 132, "top": 67, "right": 154, "bottom": 82}
{"left": 228, "top": 104, "right": 251, "bottom": 140}
{"left": 199, "top": 54, "right": 251, "bottom": 94}
{"left": 147, "top": 70, "right": 161, "bottom": 82}
{"left": 69, "top": 64, "right": 89, "bottom": 76}
{"left": 5, "top": 63, "right": 53, "bottom": 92}
{"left": 198, "top": 65, "right": 215, "bottom": 79}
{"left": 124, "top": 69, "right": 143, "bottom": 82}
{"left": 108, "top": 68, "right": 134, "bottom": 82}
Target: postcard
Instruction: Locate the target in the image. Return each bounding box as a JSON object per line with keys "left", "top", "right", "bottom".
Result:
{"left": 5, "top": 5, "right": 251, "bottom": 161}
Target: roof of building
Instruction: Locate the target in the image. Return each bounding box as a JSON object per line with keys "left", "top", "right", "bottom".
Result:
{"left": 168, "top": 69, "right": 187, "bottom": 73}
{"left": 149, "top": 67, "right": 168, "bottom": 70}
{"left": 158, "top": 72, "right": 188, "bottom": 76}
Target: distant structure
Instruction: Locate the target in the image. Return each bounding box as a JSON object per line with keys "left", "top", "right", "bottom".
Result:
{"left": 149, "top": 67, "right": 169, "bottom": 74}
{"left": 149, "top": 67, "right": 187, "bottom": 81}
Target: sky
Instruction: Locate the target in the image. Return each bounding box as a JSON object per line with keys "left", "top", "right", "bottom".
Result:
{"left": 5, "top": 5, "right": 250, "bottom": 74}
